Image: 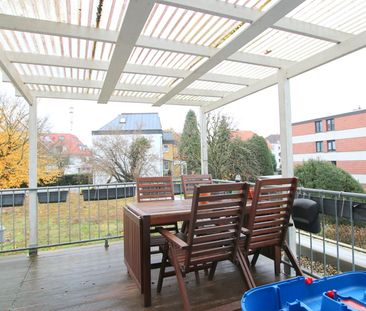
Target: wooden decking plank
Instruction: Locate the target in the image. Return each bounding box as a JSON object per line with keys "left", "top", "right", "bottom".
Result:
{"left": 0, "top": 241, "right": 289, "bottom": 310}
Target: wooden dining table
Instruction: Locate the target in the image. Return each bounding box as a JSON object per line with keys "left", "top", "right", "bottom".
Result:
{"left": 123, "top": 199, "right": 192, "bottom": 307}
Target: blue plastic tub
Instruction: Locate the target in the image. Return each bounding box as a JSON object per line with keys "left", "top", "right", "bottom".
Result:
{"left": 241, "top": 272, "right": 366, "bottom": 311}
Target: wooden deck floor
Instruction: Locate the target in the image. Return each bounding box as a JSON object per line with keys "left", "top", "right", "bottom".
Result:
{"left": 0, "top": 242, "right": 290, "bottom": 311}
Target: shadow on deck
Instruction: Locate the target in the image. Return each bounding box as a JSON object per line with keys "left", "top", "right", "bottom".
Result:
{"left": 0, "top": 242, "right": 290, "bottom": 310}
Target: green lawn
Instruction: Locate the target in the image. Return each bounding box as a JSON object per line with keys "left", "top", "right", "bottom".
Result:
{"left": 0, "top": 192, "right": 133, "bottom": 252}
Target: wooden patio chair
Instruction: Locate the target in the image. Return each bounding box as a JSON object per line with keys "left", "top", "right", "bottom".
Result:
{"left": 242, "top": 177, "right": 303, "bottom": 284}
{"left": 136, "top": 176, "right": 179, "bottom": 257}
{"left": 157, "top": 182, "right": 254, "bottom": 310}
{"left": 136, "top": 176, "right": 175, "bottom": 203}
{"left": 181, "top": 174, "right": 213, "bottom": 199}
{"left": 180, "top": 174, "right": 213, "bottom": 233}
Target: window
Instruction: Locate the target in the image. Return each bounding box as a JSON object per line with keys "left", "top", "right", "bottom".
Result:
{"left": 315, "top": 120, "right": 322, "bottom": 133}
{"left": 326, "top": 118, "right": 335, "bottom": 131}
{"left": 315, "top": 141, "right": 323, "bottom": 152}
{"left": 327, "top": 140, "right": 336, "bottom": 152}
{"left": 331, "top": 161, "right": 337, "bottom": 166}
{"left": 163, "top": 144, "right": 169, "bottom": 152}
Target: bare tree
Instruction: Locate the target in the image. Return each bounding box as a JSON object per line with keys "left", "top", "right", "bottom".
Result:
{"left": 92, "top": 134, "right": 158, "bottom": 182}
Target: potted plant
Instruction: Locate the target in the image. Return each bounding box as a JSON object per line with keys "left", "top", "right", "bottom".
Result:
{"left": 82, "top": 185, "right": 135, "bottom": 201}
{"left": 0, "top": 191, "right": 26, "bottom": 207}
{"left": 37, "top": 189, "right": 69, "bottom": 203}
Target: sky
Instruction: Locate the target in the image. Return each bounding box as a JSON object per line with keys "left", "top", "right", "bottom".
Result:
{"left": 3, "top": 48, "right": 366, "bottom": 147}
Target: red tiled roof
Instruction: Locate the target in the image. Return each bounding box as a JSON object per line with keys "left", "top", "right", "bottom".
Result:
{"left": 231, "top": 130, "right": 271, "bottom": 148}
{"left": 43, "top": 133, "right": 91, "bottom": 157}
{"left": 231, "top": 130, "right": 257, "bottom": 141}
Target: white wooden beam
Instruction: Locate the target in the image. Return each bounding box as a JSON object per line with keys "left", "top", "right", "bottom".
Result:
{"left": 285, "top": 30, "right": 366, "bottom": 79}
{"left": 199, "top": 73, "right": 253, "bottom": 86}
{"left": 153, "top": 0, "right": 305, "bottom": 107}
{"left": 158, "top": 0, "right": 353, "bottom": 43}
{"left": 5, "top": 51, "right": 255, "bottom": 85}
{"left": 204, "top": 30, "right": 366, "bottom": 113}
{"left": 136, "top": 36, "right": 294, "bottom": 68}
{"left": 28, "top": 99, "right": 38, "bottom": 254}
{"left": 33, "top": 91, "right": 206, "bottom": 107}
{"left": 277, "top": 68, "right": 296, "bottom": 271}
{"left": 0, "top": 47, "right": 35, "bottom": 104}
{"left": 0, "top": 13, "right": 117, "bottom": 43}
{"left": 9, "top": 75, "right": 229, "bottom": 98}
{"left": 1, "top": 4, "right": 351, "bottom": 44}
{"left": 204, "top": 75, "right": 278, "bottom": 113}
{"left": 0, "top": 12, "right": 346, "bottom": 66}
{"left": 6, "top": 51, "right": 109, "bottom": 70}
{"left": 98, "top": 0, "right": 155, "bottom": 103}
{"left": 199, "top": 108, "right": 209, "bottom": 174}
{"left": 278, "top": 69, "right": 293, "bottom": 177}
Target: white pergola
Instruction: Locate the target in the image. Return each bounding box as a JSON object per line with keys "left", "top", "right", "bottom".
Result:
{"left": 0, "top": 0, "right": 366, "bottom": 251}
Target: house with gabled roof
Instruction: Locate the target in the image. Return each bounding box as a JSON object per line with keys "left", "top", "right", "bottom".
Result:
{"left": 43, "top": 133, "right": 91, "bottom": 175}
{"left": 92, "top": 113, "right": 164, "bottom": 183}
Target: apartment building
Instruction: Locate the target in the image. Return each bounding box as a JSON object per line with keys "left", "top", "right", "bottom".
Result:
{"left": 292, "top": 109, "right": 366, "bottom": 188}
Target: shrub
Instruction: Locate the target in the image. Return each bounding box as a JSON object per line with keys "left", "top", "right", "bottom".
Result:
{"left": 39, "top": 174, "right": 92, "bottom": 186}
{"left": 295, "top": 159, "right": 364, "bottom": 193}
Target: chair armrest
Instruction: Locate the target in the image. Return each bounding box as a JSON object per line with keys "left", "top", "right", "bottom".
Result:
{"left": 158, "top": 228, "right": 188, "bottom": 249}
{"left": 240, "top": 227, "right": 251, "bottom": 241}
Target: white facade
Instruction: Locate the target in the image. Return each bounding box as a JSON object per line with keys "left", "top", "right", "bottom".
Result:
{"left": 271, "top": 143, "right": 282, "bottom": 172}
{"left": 292, "top": 128, "right": 366, "bottom": 144}
{"left": 123, "top": 133, "right": 163, "bottom": 177}
{"left": 64, "top": 155, "right": 91, "bottom": 175}
{"left": 92, "top": 133, "right": 163, "bottom": 184}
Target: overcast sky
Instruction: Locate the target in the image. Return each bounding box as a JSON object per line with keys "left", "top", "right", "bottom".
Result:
{"left": 7, "top": 47, "right": 366, "bottom": 146}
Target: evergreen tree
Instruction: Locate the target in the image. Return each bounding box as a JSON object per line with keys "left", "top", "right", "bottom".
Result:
{"left": 246, "top": 135, "right": 274, "bottom": 176}
{"left": 179, "top": 110, "right": 201, "bottom": 174}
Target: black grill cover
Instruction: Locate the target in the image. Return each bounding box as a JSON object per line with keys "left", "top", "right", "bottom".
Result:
{"left": 292, "top": 198, "right": 320, "bottom": 233}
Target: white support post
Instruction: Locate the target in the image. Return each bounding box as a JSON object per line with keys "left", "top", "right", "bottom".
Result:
{"left": 278, "top": 69, "right": 294, "bottom": 177}
{"left": 199, "top": 107, "right": 208, "bottom": 174}
{"left": 278, "top": 69, "right": 296, "bottom": 274}
{"left": 28, "top": 99, "right": 38, "bottom": 256}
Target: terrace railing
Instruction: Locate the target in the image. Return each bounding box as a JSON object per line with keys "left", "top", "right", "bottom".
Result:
{"left": 0, "top": 183, "right": 136, "bottom": 254}
{"left": 296, "top": 187, "right": 366, "bottom": 276}
{"left": 1, "top": 178, "right": 366, "bottom": 278}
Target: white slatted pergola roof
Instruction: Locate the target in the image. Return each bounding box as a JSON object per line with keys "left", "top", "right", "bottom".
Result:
{"left": 0, "top": 0, "right": 365, "bottom": 112}
{"left": 1, "top": 0, "right": 365, "bottom": 258}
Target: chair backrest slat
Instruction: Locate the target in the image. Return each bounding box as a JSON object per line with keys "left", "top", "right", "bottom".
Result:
{"left": 181, "top": 174, "right": 212, "bottom": 199}
{"left": 136, "top": 176, "right": 174, "bottom": 202}
{"left": 246, "top": 177, "right": 297, "bottom": 251}
{"left": 184, "top": 182, "right": 249, "bottom": 269}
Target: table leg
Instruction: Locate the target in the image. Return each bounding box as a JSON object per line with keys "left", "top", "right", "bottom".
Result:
{"left": 141, "top": 215, "right": 151, "bottom": 307}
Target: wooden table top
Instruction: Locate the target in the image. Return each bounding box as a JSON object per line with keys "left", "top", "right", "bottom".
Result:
{"left": 125, "top": 198, "right": 252, "bottom": 225}
{"left": 125, "top": 199, "right": 192, "bottom": 224}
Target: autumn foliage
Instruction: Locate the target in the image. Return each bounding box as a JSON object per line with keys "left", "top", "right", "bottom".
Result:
{"left": 0, "top": 95, "right": 60, "bottom": 188}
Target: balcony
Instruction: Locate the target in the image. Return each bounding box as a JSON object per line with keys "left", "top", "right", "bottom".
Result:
{"left": 0, "top": 182, "right": 366, "bottom": 310}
